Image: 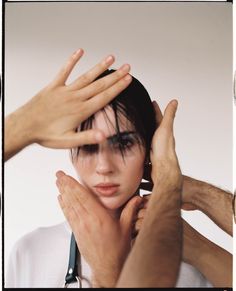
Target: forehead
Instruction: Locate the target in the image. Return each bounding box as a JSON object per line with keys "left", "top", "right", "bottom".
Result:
{"left": 92, "top": 106, "right": 134, "bottom": 137}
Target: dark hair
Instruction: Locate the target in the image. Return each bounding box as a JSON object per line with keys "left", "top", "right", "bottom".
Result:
{"left": 71, "top": 69, "right": 157, "bottom": 161}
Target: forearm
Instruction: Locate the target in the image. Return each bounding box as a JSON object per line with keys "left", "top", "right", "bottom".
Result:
{"left": 5, "top": 105, "right": 35, "bottom": 161}
{"left": 183, "top": 176, "right": 233, "bottom": 236}
{"left": 185, "top": 226, "right": 232, "bottom": 287}
{"left": 117, "top": 184, "right": 182, "bottom": 287}
{"left": 91, "top": 269, "right": 120, "bottom": 288}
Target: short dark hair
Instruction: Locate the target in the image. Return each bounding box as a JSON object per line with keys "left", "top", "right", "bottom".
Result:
{"left": 71, "top": 69, "right": 157, "bottom": 161}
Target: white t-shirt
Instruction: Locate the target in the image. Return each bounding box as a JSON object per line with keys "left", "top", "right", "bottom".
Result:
{"left": 5, "top": 222, "right": 213, "bottom": 288}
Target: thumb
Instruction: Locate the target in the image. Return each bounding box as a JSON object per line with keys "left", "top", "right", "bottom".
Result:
{"left": 161, "top": 99, "right": 178, "bottom": 133}
{"left": 120, "top": 196, "right": 143, "bottom": 235}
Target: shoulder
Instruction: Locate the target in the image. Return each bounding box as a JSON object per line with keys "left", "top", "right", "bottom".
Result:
{"left": 6, "top": 221, "right": 72, "bottom": 287}
{"left": 176, "top": 261, "right": 213, "bottom": 287}
{"left": 10, "top": 221, "right": 71, "bottom": 256}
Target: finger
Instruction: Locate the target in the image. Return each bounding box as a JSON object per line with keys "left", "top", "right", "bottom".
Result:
{"left": 52, "top": 49, "right": 84, "bottom": 86}
{"left": 46, "top": 129, "right": 106, "bottom": 149}
{"left": 59, "top": 174, "right": 105, "bottom": 215}
{"left": 58, "top": 194, "right": 78, "bottom": 230}
{"left": 152, "top": 100, "right": 163, "bottom": 125}
{"left": 139, "top": 181, "right": 153, "bottom": 191}
{"left": 134, "top": 218, "right": 143, "bottom": 233}
{"left": 65, "top": 130, "right": 106, "bottom": 146}
{"left": 69, "top": 54, "right": 115, "bottom": 90}
{"left": 86, "top": 74, "right": 132, "bottom": 116}
{"left": 57, "top": 194, "right": 66, "bottom": 210}
{"left": 120, "top": 196, "right": 143, "bottom": 235}
{"left": 56, "top": 175, "right": 87, "bottom": 217}
{"left": 137, "top": 208, "right": 146, "bottom": 219}
{"left": 161, "top": 99, "right": 178, "bottom": 132}
{"left": 56, "top": 170, "right": 66, "bottom": 179}
{"left": 75, "top": 64, "right": 131, "bottom": 101}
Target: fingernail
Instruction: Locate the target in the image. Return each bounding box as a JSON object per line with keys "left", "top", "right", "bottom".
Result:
{"left": 120, "top": 64, "right": 130, "bottom": 72}
{"left": 105, "top": 55, "right": 114, "bottom": 64}
{"left": 73, "top": 49, "right": 83, "bottom": 57}
{"left": 172, "top": 99, "right": 178, "bottom": 107}
{"left": 56, "top": 170, "right": 66, "bottom": 178}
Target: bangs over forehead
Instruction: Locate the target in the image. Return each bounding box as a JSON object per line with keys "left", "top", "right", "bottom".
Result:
{"left": 71, "top": 69, "right": 157, "bottom": 160}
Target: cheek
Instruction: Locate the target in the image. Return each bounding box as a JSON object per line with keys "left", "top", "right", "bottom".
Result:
{"left": 121, "top": 152, "right": 145, "bottom": 192}
{"left": 73, "top": 156, "right": 95, "bottom": 182}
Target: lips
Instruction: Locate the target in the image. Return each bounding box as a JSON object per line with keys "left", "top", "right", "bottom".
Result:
{"left": 94, "top": 183, "right": 120, "bottom": 196}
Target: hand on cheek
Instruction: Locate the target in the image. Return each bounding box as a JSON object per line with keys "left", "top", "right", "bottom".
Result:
{"left": 55, "top": 170, "right": 143, "bottom": 287}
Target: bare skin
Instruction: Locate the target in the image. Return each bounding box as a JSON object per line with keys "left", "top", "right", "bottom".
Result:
{"left": 56, "top": 100, "right": 183, "bottom": 287}
{"left": 117, "top": 100, "right": 182, "bottom": 287}
{"left": 137, "top": 202, "right": 233, "bottom": 287}
{"left": 56, "top": 171, "right": 143, "bottom": 287}
{"left": 136, "top": 107, "right": 233, "bottom": 287}
{"left": 5, "top": 49, "right": 132, "bottom": 161}
{"left": 182, "top": 175, "right": 233, "bottom": 236}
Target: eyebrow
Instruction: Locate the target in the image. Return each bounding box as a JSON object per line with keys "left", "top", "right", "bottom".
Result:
{"left": 107, "top": 131, "right": 136, "bottom": 143}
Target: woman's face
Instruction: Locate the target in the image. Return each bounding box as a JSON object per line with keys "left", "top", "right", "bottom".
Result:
{"left": 73, "top": 106, "right": 146, "bottom": 212}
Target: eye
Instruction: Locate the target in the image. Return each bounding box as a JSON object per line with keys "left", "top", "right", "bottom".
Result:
{"left": 113, "top": 136, "right": 135, "bottom": 152}
{"left": 80, "top": 144, "right": 98, "bottom": 154}
{"left": 120, "top": 138, "right": 134, "bottom": 148}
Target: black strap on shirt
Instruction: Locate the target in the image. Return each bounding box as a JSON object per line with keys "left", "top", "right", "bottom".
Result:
{"left": 65, "top": 232, "right": 80, "bottom": 285}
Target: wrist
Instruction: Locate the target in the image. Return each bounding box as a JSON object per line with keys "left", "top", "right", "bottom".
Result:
{"left": 5, "top": 105, "right": 36, "bottom": 160}
{"left": 92, "top": 273, "right": 118, "bottom": 288}
{"left": 92, "top": 266, "right": 120, "bottom": 288}
{"left": 183, "top": 176, "right": 213, "bottom": 211}
{"left": 153, "top": 170, "right": 183, "bottom": 194}
{"left": 182, "top": 175, "right": 202, "bottom": 204}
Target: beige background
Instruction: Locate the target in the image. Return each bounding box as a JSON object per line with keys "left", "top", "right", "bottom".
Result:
{"left": 4, "top": 1, "right": 233, "bottom": 277}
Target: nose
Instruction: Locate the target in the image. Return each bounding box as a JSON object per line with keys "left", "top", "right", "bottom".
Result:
{"left": 95, "top": 148, "right": 114, "bottom": 175}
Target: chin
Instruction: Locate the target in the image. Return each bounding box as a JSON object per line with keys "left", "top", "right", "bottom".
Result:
{"left": 99, "top": 196, "right": 127, "bottom": 211}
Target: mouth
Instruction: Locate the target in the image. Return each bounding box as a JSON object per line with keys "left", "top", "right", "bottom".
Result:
{"left": 94, "top": 183, "right": 120, "bottom": 196}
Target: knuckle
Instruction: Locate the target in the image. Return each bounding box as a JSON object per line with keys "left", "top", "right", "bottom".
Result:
{"left": 80, "top": 73, "right": 92, "bottom": 85}
{"left": 94, "top": 79, "right": 106, "bottom": 92}
{"left": 100, "top": 89, "right": 110, "bottom": 100}
{"left": 138, "top": 209, "right": 145, "bottom": 218}
{"left": 135, "top": 219, "right": 142, "bottom": 230}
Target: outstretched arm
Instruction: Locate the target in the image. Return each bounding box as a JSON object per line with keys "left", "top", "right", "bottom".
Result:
{"left": 117, "top": 100, "right": 182, "bottom": 287}
{"left": 183, "top": 220, "right": 232, "bottom": 287}
{"left": 182, "top": 176, "right": 233, "bottom": 236}
{"left": 5, "top": 50, "right": 132, "bottom": 161}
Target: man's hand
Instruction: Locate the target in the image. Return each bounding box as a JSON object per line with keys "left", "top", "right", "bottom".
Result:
{"left": 150, "top": 100, "right": 182, "bottom": 191}
{"left": 56, "top": 170, "right": 142, "bottom": 288}
{"left": 117, "top": 100, "right": 182, "bottom": 288}
{"left": 5, "top": 49, "right": 132, "bottom": 161}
